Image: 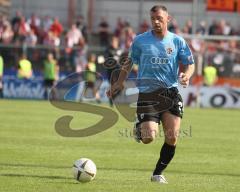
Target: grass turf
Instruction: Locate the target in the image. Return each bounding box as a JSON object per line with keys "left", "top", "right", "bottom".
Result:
{"left": 0, "top": 99, "right": 239, "bottom": 192}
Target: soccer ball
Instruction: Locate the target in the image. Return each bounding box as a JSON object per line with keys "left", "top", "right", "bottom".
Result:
{"left": 72, "top": 158, "right": 97, "bottom": 182}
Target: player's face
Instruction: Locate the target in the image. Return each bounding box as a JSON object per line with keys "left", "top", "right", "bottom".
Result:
{"left": 150, "top": 10, "right": 168, "bottom": 34}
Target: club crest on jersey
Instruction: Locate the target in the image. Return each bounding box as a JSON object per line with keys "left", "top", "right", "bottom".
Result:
{"left": 165, "top": 46, "right": 173, "bottom": 55}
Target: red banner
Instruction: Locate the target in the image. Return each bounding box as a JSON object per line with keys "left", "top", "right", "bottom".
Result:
{"left": 238, "top": 0, "right": 240, "bottom": 13}
{"left": 207, "top": 0, "right": 235, "bottom": 12}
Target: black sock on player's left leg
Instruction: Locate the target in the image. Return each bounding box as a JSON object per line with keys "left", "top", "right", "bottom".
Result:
{"left": 153, "top": 142, "right": 176, "bottom": 175}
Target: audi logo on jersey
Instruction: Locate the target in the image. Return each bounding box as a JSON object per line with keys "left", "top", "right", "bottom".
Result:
{"left": 150, "top": 57, "right": 169, "bottom": 64}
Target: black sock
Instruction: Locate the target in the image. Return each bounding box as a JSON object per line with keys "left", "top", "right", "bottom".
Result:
{"left": 153, "top": 142, "right": 176, "bottom": 175}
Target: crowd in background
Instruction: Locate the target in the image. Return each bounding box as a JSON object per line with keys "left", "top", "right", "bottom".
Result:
{"left": 1, "top": 11, "right": 240, "bottom": 47}
{"left": 0, "top": 11, "right": 240, "bottom": 88}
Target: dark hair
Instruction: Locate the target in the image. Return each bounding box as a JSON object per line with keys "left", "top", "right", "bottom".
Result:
{"left": 150, "top": 5, "right": 168, "bottom": 13}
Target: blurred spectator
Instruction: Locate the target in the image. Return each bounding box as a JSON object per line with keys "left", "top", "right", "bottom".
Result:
{"left": 65, "top": 24, "right": 83, "bottom": 48}
{"left": 17, "top": 54, "right": 32, "bottom": 79}
{"left": 16, "top": 16, "right": 30, "bottom": 44}
{"left": 11, "top": 11, "right": 22, "bottom": 35}
{"left": 0, "top": 21, "right": 14, "bottom": 44}
{"left": 122, "top": 26, "right": 136, "bottom": 51}
{"left": 65, "top": 27, "right": 86, "bottom": 72}
{"left": 43, "top": 31, "right": 60, "bottom": 47}
{"left": 43, "top": 52, "right": 59, "bottom": 99}
{"left": 75, "top": 15, "right": 88, "bottom": 42}
{"left": 104, "top": 36, "right": 122, "bottom": 106}
{"left": 42, "top": 15, "right": 53, "bottom": 32}
{"left": 50, "top": 17, "right": 63, "bottom": 37}
{"left": 83, "top": 53, "right": 100, "bottom": 103}
{"left": 232, "top": 56, "right": 240, "bottom": 78}
{"left": 196, "top": 21, "right": 207, "bottom": 35}
{"left": 25, "top": 28, "right": 38, "bottom": 46}
{"left": 190, "top": 31, "right": 205, "bottom": 75}
{"left": 139, "top": 19, "right": 150, "bottom": 34}
{"left": 0, "top": 15, "right": 5, "bottom": 31}
{"left": 209, "top": 20, "right": 221, "bottom": 35}
{"left": 114, "top": 17, "right": 125, "bottom": 38}
{"left": 27, "top": 13, "right": 41, "bottom": 35}
{"left": 212, "top": 48, "right": 234, "bottom": 77}
{"left": 182, "top": 20, "right": 192, "bottom": 34}
{"left": 203, "top": 63, "right": 218, "bottom": 86}
{"left": 75, "top": 38, "right": 88, "bottom": 73}
{"left": 0, "top": 54, "right": 3, "bottom": 98}
{"left": 98, "top": 17, "right": 110, "bottom": 47}
{"left": 168, "top": 18, "right": 179, "bottom": 34}
{"left": 220, "top": 20, "right": 232, "bottom": 36}
{"left": 27, "top": 13, "right": 41, "bottom": 28}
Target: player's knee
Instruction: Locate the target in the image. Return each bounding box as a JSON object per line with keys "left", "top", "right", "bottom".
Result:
{"left": 141, "top": 130, "right": 156, "bottom": 144}
{"left": 165, "top": 136, "right": 178, "bottom": 145}
{"left": 142, "top": 137, "right": 154, "bottom": 144}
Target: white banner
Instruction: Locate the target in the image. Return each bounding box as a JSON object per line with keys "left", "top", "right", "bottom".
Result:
{"left": 3, "top": 76, "right": 240, "bottom": 109}
{"left": 179, "top": 86, "right": 240, "bottom": 108}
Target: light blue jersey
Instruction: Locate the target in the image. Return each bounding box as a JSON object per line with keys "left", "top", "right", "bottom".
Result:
{"left": 129, "top": 30, "right": 194, "bottom": 93}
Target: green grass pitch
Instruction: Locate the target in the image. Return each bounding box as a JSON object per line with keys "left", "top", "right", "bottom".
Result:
{"left": 0, "top": 99, "right": 240, "bottom": 192}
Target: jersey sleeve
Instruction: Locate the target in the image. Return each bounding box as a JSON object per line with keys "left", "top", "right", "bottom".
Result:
{"left": 128, "top": 39, "right": 141, "bottom": 65}
{"left": 178, "top": 38, "right": 194, "bottom": 65}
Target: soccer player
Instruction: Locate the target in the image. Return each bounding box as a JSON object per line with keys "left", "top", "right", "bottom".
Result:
{"left": 83, "top": 53, "right": 101, "bottom": 103}
{"left": 107, "top": 5, "right": 195, "bottom": 184}
{"left": 104, "top": 36, "right": 123, "bottom": 107}
{"left": 0, "top": 55, "right": 4, "bottom": 98}
{"left": 43, "top": 52, "right": 59, "bottom": 99}
{"left": 17, "top": 54, "right": 33, "bottom": 79}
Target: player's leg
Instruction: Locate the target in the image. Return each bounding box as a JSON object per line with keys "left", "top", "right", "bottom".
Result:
{"left": 141, "top": 121, "right": 159, "bottom": 144}
{"left": 152, "top": 88, "right": 183, "bottom": 183}
{"left": 133, "top": 90, "right": 161, "bottom": 143}
{"left": 0, "top": 77, "right": 2, "bottom": 98}
{"left": 133, "top": 109, "right": 160, "bottom": 144}
{"left": 93, "top": 86, "right": 101, "bottom": 103}
{"left": 133, "top": 118, "right": 159, "bottom": 144}
{"left": 151, "top": 112, "right": 180, "bottom": 183}
{"left": 44, "top": 80, "right": 53, "bottom": 100}
{"left": 162, "top": 112, "right": 181, "bottom": 145}
{"left": 82, "top": 82, "right": 89, "bottom": 98}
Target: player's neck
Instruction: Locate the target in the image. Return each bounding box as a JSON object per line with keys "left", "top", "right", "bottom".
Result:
{"left": 152, "top": 30, "right": 168, "bottom": 39}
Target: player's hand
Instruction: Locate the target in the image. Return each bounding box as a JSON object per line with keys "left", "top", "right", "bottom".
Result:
{"left": 106, "top": 82, "right": 124, "bottom": 98}
{"left": 179, "top": 72, "right": 189, "bottom": 88}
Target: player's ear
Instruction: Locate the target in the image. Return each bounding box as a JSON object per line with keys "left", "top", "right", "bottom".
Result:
{"left": 167, "top": 15, "right": 172, "bottom": 23}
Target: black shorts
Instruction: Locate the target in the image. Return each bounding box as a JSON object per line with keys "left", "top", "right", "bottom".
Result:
{"left": 85, "top": 81, "right": 95, "bottom": 89}
{"left": 44, "top": 79, "right": 55, "bottom": 88}
{"left": 136, "top": 87, "right": 183, "bottom": 124}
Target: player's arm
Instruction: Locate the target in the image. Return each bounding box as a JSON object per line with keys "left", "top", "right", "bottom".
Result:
{"left": 106, "top": 58, "right": 133, "bottom": 98}
{"left": 107, "top": 37, "right": 139, "bottom": 98}
{"left": 178, "top": 38, "right": 195, "bottom": 87}
{"left": 179, "top": 64, "right": 195, "bottom": 87}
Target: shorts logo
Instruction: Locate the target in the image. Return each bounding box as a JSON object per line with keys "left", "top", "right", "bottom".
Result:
{"left": 178, "top": 101, "right": 184, "bottom": 113}
{"left": 140, "top": 114, "right": 144, "bottom": 119}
